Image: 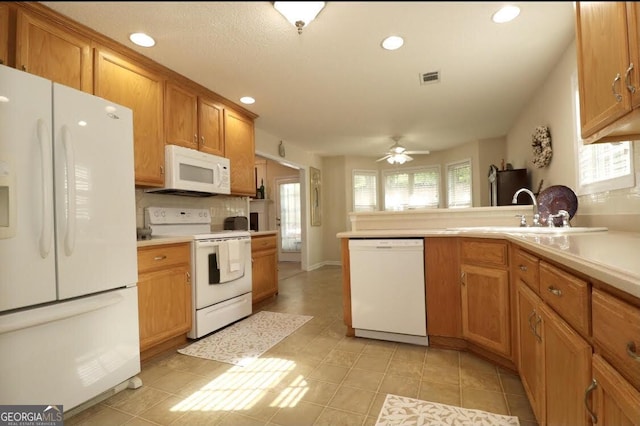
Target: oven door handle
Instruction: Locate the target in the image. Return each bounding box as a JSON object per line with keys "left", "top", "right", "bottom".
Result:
{"left": 196, "top": 241, "right": 221, "bottom": 248}
{"left": 196, "top": 239, "right": 249, "bottom": 248}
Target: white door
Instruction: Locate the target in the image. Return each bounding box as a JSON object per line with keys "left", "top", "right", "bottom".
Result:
{"left": 53, "top": 84, "right": 138, "bottom": 299}
{"left": 0, "top": 65, "right": 57, "bottom": 312}
{"left": 276, "top": 177, "right": 301, "bottom": 262}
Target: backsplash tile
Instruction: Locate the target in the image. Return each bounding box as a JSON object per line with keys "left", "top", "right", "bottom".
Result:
{"left": 135, "top": 190, "right": 249, "bottom": 231}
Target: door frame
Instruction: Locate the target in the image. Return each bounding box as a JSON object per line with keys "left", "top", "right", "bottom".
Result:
{"left": 275, "top": 176, "right": 302, "bottom": 262}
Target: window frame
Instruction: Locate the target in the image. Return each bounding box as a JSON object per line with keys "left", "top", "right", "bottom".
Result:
{"left": 572, "top": 73, "right": 635, "bottom": 195}
{"left": 352, "top": 169, "right": 379, "bottom": 212}
{"left": 382, "top": 165, "right": 442, "bottom": 211}
{"left": 446, "top": 158, "right": 473, "bottom": 208}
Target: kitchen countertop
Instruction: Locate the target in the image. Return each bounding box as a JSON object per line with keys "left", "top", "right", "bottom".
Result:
{"left": 337, "top": 229, "right": 640, "bottom": 299}
{"left": 251, "top": 230, "right": 278, "bottom": 236}
{"left": 136, "top": 236, "right": 194, "bottom": 248}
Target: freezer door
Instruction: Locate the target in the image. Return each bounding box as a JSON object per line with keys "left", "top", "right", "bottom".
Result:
{"left": 0, "top": 65, "right": 57, "bottom": 312}
{"left": 0, "top": 287, "right": 141, "bottom": 410}
{"left": 53, "top": 84, "right": 138, "bottom": 299}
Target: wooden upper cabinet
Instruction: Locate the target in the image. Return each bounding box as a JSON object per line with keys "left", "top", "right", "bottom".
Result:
{"left": 198, "top": 97, "right": 224, "bottom": 156}
{"left": 16, "top": 9, "right": 92, "bottom": 92}
{"left": 164, "top": 80, "right": 225, "bottom": 156}
{"left": 0, "top": 4, "right": 9, "bottom": 66}
{"left": 224, "top": 108, "right": 256, "bottom": 196}
{"left": 94, "top": 46, "right": 165, "bottom": 187}
{"left": 575, "top": 2, "right": 640, "bottom": 142}
{"left": 165, "top": 81, "right": 198, "bottom": 150}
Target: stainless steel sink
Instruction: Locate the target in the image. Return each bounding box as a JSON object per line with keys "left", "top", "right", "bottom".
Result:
{"left": 446, "top": 226, "right": 608, "bottom": 234}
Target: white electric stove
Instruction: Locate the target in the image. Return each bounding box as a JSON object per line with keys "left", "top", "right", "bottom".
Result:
{"left": 145, "top": 207, "right": 252, "bottom": 338}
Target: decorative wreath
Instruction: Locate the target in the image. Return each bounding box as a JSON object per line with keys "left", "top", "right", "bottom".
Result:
{"left": 531, "top": 125, "right": 553, "bottom": 168}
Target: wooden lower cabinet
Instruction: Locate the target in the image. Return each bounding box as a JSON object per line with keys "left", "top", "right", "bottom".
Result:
{"left": 251, "top": 234, "right": 278, "bottom": 304}
{"left": 137, "top": 243, "right": 192, "bottom": 358}
{"left": 425, "top": 238, "right": 461, "bottom": 338}
{"left": 516, "top": 282, "right": 545, "bottom": 422}
{"left": 541, "top": 303, "right": 592, "bottom": 425}
{"left": 460, "top": 238, "right": 511, "bottom": 357}
{"left": 591, "top": 354, "right": 640, "bottom": 425}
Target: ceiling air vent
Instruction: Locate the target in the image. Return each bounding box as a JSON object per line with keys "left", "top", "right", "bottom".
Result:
{"left": 419, "top": 71, "right": 440, "bottom": 85}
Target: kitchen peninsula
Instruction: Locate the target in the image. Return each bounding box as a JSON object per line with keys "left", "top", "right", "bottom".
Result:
{"left": 337, "top": 207, "right": 640, "bottom": 425}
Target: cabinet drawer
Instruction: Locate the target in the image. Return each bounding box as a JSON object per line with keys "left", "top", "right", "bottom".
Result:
{"left": 514, "top": 248, "right": 539, "bottom": 292}
{"left": 460, "top": 239, "right": 508, "bottom": 268}
{"left": 539, "top": 261, "right": 590, "bottom": 337}
{"left": 592, "top": 288, "right": 640, "bottom": 391}
{"left": 137, "top": 243, "right": 190, "bottom": 273}
{"left": 252, "top": 235, "right": 277, "bottom": 252}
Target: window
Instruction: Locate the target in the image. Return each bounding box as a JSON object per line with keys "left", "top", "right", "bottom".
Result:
{"left": 383, "top": 166, "right": 440, "bottom": 210}
{"left": 573, "top": 74, "right": 635, "bottom": 195}
{"left": 352, "top": 170, "right": 378, "bottom": 212}
{"left": 447, "top": 160, "right": 472, "bottom": 208}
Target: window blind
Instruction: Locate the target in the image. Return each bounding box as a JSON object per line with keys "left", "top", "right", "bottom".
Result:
{"left": 353, "top": 170, "right": 378, "bottom": 212}
{"left": 447, "top": 160, "right": 472, "bottom": 208}
{"left": 384, "top": 166, "right": 440, "bottom": 210}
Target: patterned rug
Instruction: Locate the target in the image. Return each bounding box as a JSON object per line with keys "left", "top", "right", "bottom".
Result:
{"left": 177, "top": 311, "right": 313, "bottom": 366}
{"left": 376, "top": 394, "right": 520, "bottom": 426}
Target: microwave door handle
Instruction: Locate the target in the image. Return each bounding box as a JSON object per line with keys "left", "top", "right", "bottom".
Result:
{"left": 216, "top": 164, "right": 222, "bottom": 188}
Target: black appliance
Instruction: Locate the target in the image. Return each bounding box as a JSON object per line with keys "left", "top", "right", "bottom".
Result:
{"left": 489, "top": 166, "right": 531, "bottom": 206}
{"left": 249, "top": 212, "right": 259, "bottom": 232}
{"left": 223, "top": 216, "right": 248, "bottom": 230}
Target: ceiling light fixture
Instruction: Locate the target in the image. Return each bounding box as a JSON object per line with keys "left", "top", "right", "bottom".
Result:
{"left": 387, "top": 153, "right": 413, "bottom": 165}
{"left": 129, "top": 32, "right": 155, "bottom": 47}
{"left": 274, "top": 1, "right": 325, "bottom": 34}
{"left": 240, "top": 96, "right": 255, "bottom": 105}
{"left": 381, "top": 35, "right": 404, "bottom": 51}
{"left": 492, "top": 5, "right": 520, "bottom": 23}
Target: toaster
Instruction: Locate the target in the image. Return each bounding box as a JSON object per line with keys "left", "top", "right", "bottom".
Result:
{"left": 224, "top": 216, "right": 248, "bottom": 230}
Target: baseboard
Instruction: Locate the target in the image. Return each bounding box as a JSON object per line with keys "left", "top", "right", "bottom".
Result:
{"left": 307, "top": 260, "right": 341, "bottom": 271}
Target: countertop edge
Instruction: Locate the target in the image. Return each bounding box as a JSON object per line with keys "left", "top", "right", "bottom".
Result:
{"left": 337, "top": 229, "right": 640, "bottom": 299}
{"left": 137, "top": 236, "right": 194, "bottom": 247}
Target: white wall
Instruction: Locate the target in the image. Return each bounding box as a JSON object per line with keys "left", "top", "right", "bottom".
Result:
{"left": 506, "top": 39, "right": 640, "bottom": 231}
{"left": 254, "top": 127, "right": 326, "bottom": 270}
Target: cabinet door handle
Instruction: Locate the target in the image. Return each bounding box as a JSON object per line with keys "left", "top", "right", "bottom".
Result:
{"left": 194, "top": 134, "right": 198, "bottom": 144}
{"left": 527, "top": 311, "right": 535, "bottom": 333}
{"left": 519, "top": 264, "right": 527, "bottom": 272}
{"left": 547, "top": 286, "right": 562, "bottom": 297}
{"left": 625, "top": 63, "right": 636, "bottom": 93}
{"left": 186, "top": 271, "right": 191, "bottom": 283}
{"left": 627, "top": 341, "right": 640, "bottom": 361}
{"left": 154, "top": 255, "right": 167, "bottom": 261}
{"left": 460, "top": 271, "right": 465, "bottom": 286}
{"left": 201, "top": 136, "right": 205, "bottom": 145}
{"left": 584, "top": 379, "right": 598, "bottom": 424}
{"left": 612, "top": 73, "right": 623, "bottom": 102}
{"left": 533, "top": 314, "right": 542, "bottom": 342}
{"left": 22, "top": 65, "right": 26, "bottom": 71}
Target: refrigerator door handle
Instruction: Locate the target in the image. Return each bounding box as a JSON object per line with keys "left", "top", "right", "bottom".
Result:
{"left": 62, "top": 125, "right": 76, "bottom": 256}
{"left": 37, "top": 119, "right": 53, "bottom": 258}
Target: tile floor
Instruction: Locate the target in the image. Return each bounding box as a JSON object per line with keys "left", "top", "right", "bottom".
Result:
{"left": 65, "top": 266, "right": 538, "bottom": 425}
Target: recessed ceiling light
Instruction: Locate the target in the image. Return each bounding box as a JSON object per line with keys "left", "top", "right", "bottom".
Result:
{"left": 492, "top": 5, "right": 520, "bottom": 23}
{"left": 129, "top": 32, "right": 155, "bottom": 47}
{"left": 240, "top": 96, "right": 255, "bottom": 105}
{"left": 381, "top": 35, "right": 404, "bottom": 51}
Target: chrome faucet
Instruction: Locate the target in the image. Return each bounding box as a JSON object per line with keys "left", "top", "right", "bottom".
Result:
{"left": 512, "top": 188, "right": 540, "bottom": 226}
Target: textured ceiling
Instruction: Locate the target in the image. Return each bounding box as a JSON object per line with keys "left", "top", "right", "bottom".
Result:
{"left": 41, "top": 1, "right": 576, "bottom": 158}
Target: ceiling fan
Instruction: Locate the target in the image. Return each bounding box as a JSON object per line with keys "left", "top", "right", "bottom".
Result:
{"left": 376, "top": 136, "right": 431, "bottom": 164}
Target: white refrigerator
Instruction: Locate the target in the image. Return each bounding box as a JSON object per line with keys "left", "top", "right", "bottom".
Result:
{"left": 0, "top": 65, "right": 141, "bottom": 411}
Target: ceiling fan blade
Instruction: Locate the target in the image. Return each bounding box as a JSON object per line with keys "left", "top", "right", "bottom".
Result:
{"left": 376, "top": 154, "right": 391, "bottom": 162}
{"left": 404, "top": 150, "right": 431, "bottom": 155}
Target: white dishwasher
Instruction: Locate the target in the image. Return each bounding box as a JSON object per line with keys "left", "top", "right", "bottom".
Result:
{"left": 348, "top": 238, "right": 428, "bottom": 346}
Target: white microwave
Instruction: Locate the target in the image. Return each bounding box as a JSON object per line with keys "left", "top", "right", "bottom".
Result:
{"left": 146, "top": 145, "right": 231, "bottom": 196}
